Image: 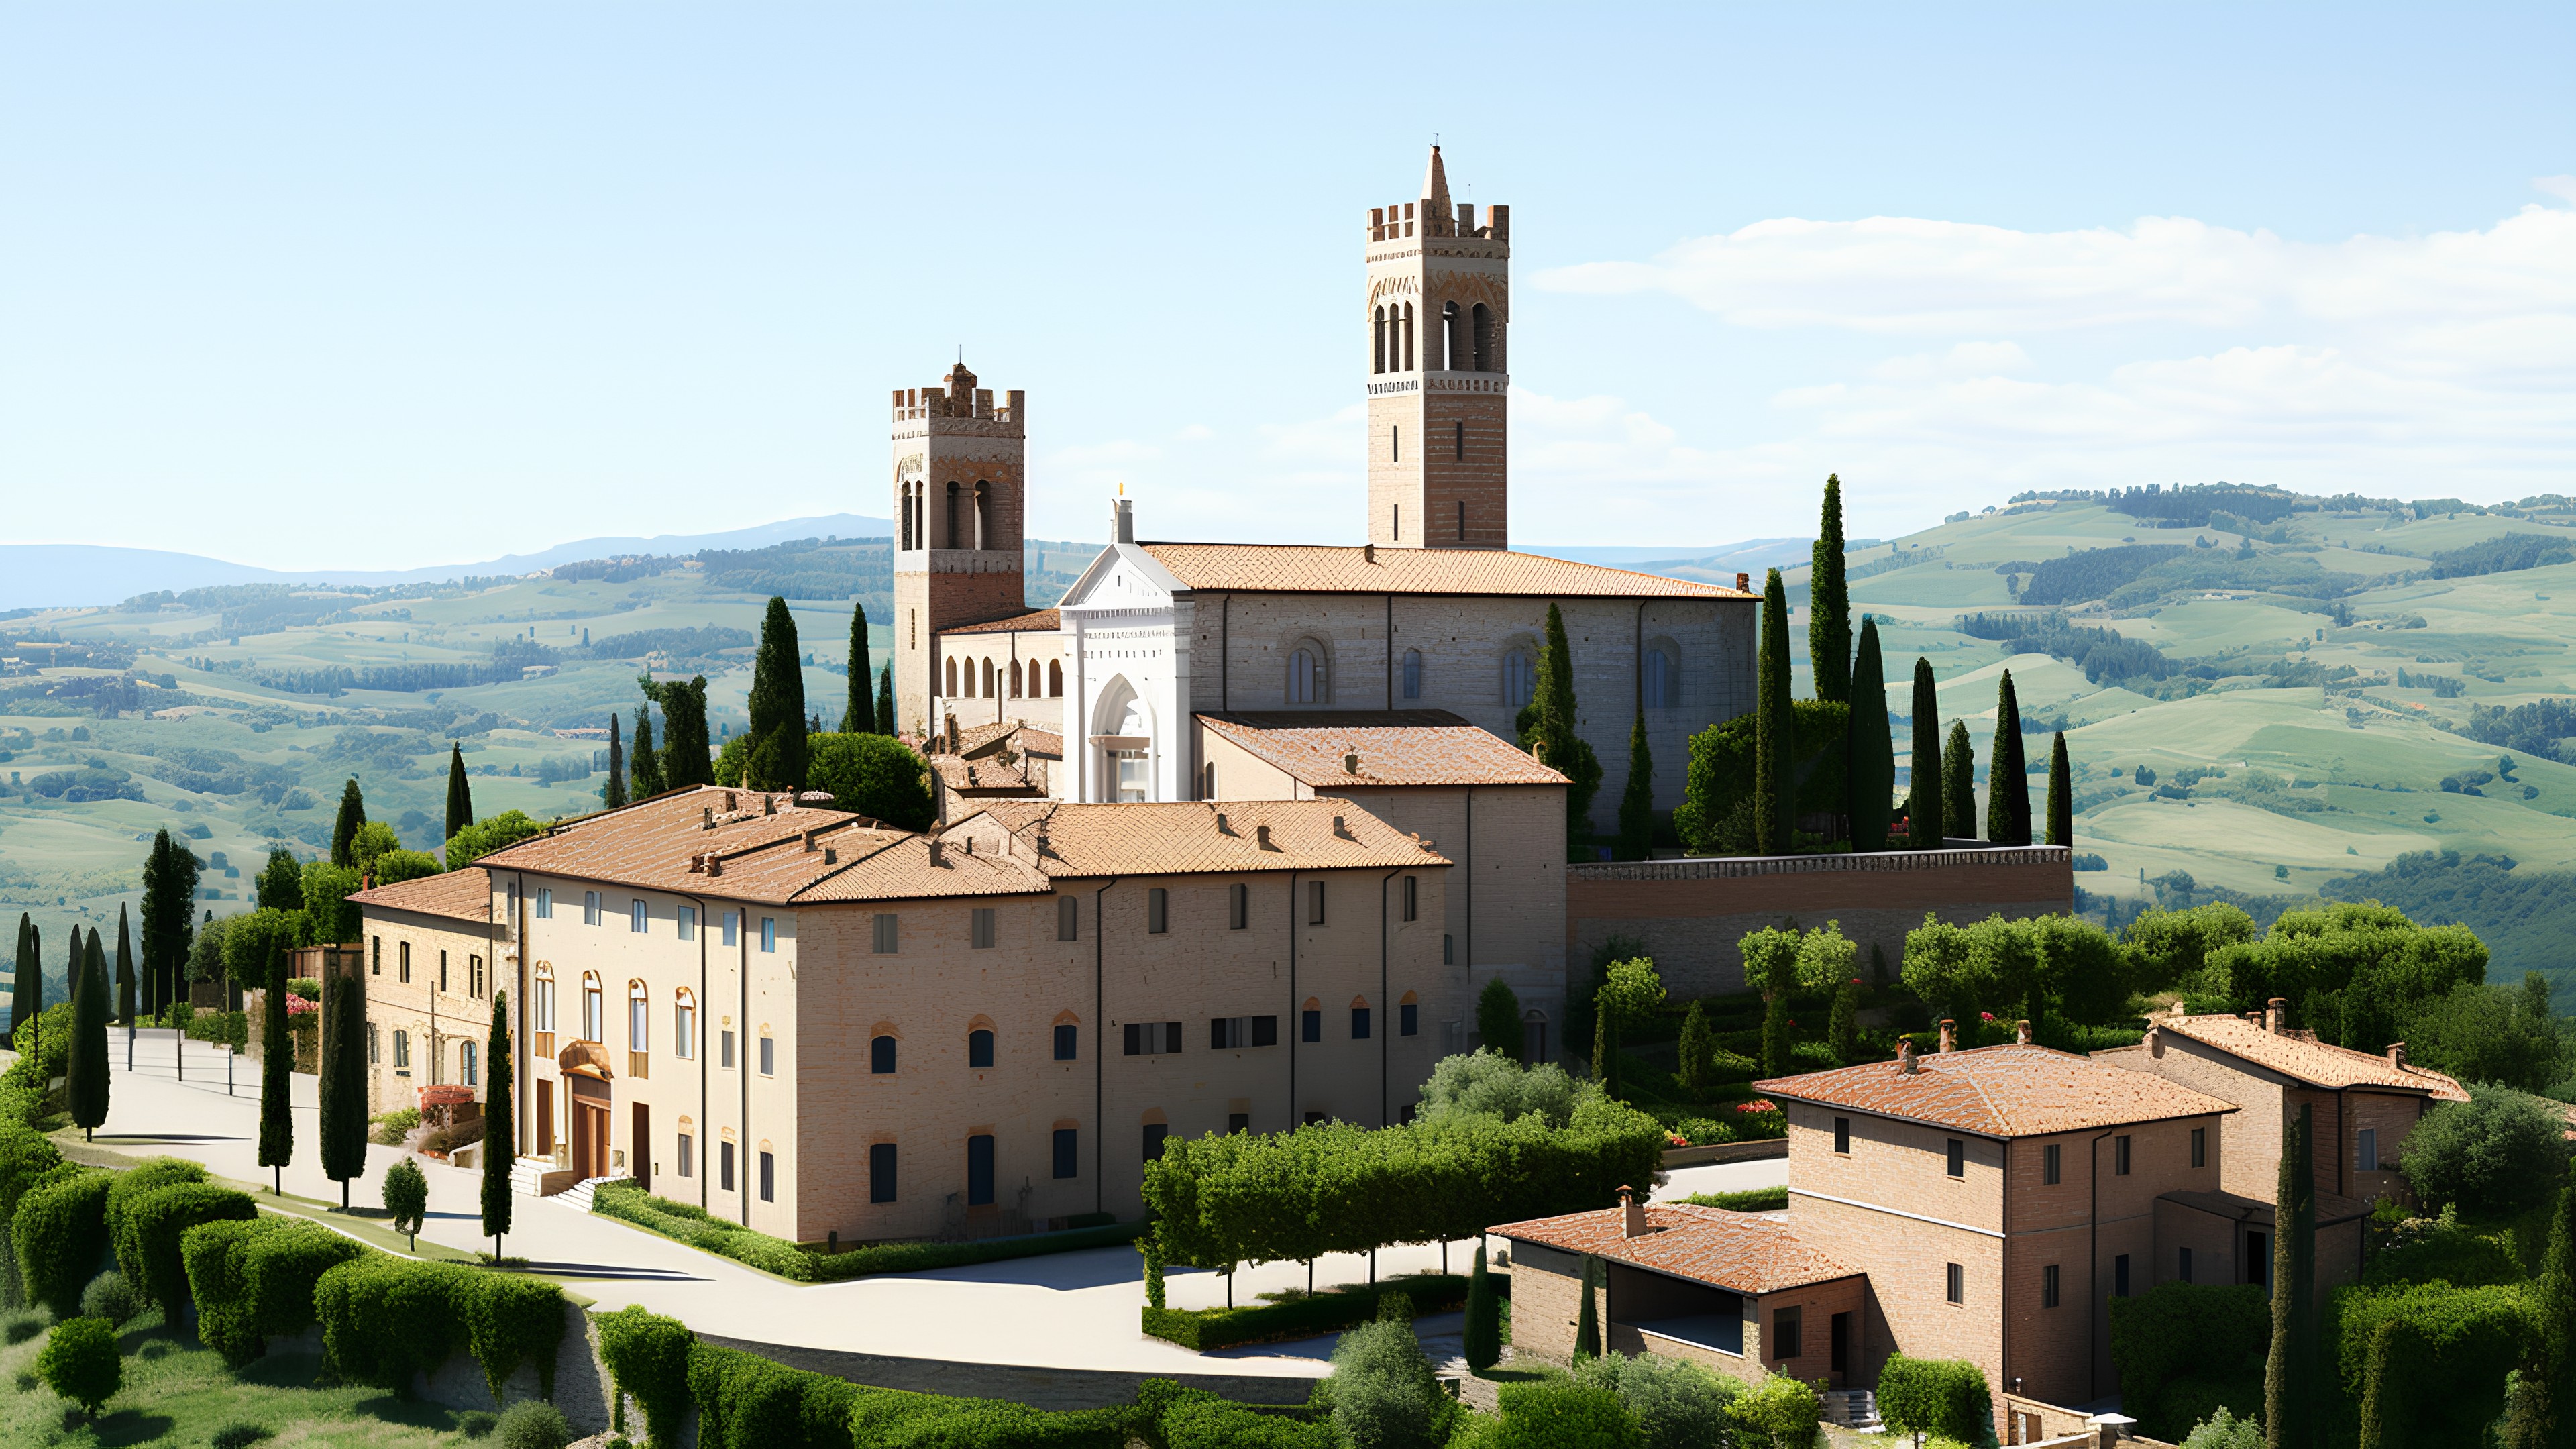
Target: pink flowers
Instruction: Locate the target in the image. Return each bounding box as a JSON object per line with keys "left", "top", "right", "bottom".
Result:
{"left": 1735, "top": 1099, "right": 1780, "bottom": 1115}
{"left": 1666, "top": 1131, "right": 1689, "bottom": 1147}
{"left": 284, "top": 995, "right": 317, "bottom": 1016}
{"left": 1980, "top": 1012, "right": 1996, "bottom": 1022}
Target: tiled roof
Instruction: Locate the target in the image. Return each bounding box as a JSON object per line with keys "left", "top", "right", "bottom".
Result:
{"left": 788, "top": 832, "right": 1053, "bottom": 903}
{"left": 941, "top": 608, "right": 1061, "bottom": 635}
{"left": 1016, "top": 728, "right": 1063, "bottom": 759}
{"left": 1756, "top": 1044, "right": 2239, "bottom": 1138}
{"left": 1198, "top": 711, "right": 1570, "bottom": 788}
{"left": 928, "top": 754, "right": 1040, "bottom": 794}
{"left": 953, "top": 720, "right": 1060, "bottom": 760}
{"left": 1138, "top": 543, "right": 1750, "bottom": 599}
{"left": 472, "top": 786, "right": 894, "bottom": 905}
{"left": 2143, "top": 1015, "right": 2471, "bottom": 1101}
{"left": 350, "top": 867, "right": 492, "bottom": 924}
{"left": 973, "top": 800, "right": 1451, "bottom": 879}
{"left": 1491, "top": 1205, "right": 1858, "bottom": 1295}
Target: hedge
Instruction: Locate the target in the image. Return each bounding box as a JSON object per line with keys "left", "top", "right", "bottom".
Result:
{"left": 13, "top": 1168, "right": 112, "bottom": 1318}
{"left": 597, "top": 1303, "right": 698, "bottom": 1446}
{"left": 103, "top": 1154, "right": 207, "bottom": 1236}
{"left": 590, "top": 1179, "right": 1145, "bottom": 1282}
{"left": 1677, "top": 1186, "right": 1788, "bottom": 1213}
{"left": 313, "top": 1254, "right": 567, "bottom": 1399}
{"left": 462, "top": 1270, "right": 568, "bottom": 1401}
{"left": 1140, "top": 1381, "right": 1335, "bottom": 1449}
{"left": 111, "top": 1181, "right": 256, "bottom": 1310}
{"left": 2109, "top": 1282, "right": 2269, "bottom": 1440}
{"left": 1876, "top": 1355, "right": 1992, "bottom": 1441}
{"left": 1142, "top": 1275, "right": 1468, "bottom": 1352}
{"left": 182, "top": 1216, "right": 364, "bottom": 1366}
{"left": 1146, "top": 1094, "right": 1662, "bottom": 1273}
{"left": 2333, "top": 1281, "right": 2532, "bottom": 1446}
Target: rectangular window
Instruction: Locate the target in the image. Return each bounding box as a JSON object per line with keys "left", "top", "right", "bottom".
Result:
{"left": 1147, "top": 888, "right": 1168, "bottom": 934}
{"left": 873, "top": 914, "right": 898, "bottom": 953}
{"left": 2043, "top": 1263, "right": 2061, "bottom": 1308}
{"left": 1454, "top": 420, "right": 1464, "bottom": 460}
{"left": 2115, "top": 1134, "right": 2133, "bottom": 1176}
{"left": 1228, "top": 1112, "right": 1250, "bottom": 1133}
{"left": 1945, "top": 1262, "right": 1964, "bottom": 1305}
{"left": 536, "top": 888, "right": 553, "bottom": 919}
{"left": 1401, "top": 875, "right": 1417, "bottom": 922}
{"left": 1143, "top": 1122, "right": 1168, "bottom": 1163}
{"left": 759, "top": 1150, "right": 775, "bottom": 1203}
{"left": 1947, "top": 1138, "right": 1965, "bottom": 1178}
{"left": 676, "top": 1004, "right": 695, "bottom": 1059}
{"left": 1834, "top": 1118, "right": 1851, "bottom": 1155}
{"left": 2045, "top": 1142, "right": 2062, "bottom": 1185}
{"left": 971, "top": 908, "right": 996, "bottom": 949}
{"left": 1053, "top": 1128, "right": 1078, "bottom": 1180}
{"left": 967, "top": 1134, "right": 995, "bottom": 1206}
{"left": 1228, "top": 883, "right": 1248, "bottom": 930}
{"left": 678, "top": 906, "right": 696, "bottom": 942}
{"left": 1302, "top": 1009, "right": 1322, "bottom": 1043}
{"left": 759, "top": 1035, "right": 775, "bottom": 1076}
{"left": 629, "top": 997, "right": 647, "bottom": 1051}
{"left": 722, "top": 911, "right": 739, "bottom": 947}
{"left": 631, "top": 899, "right": 647, "bottom": 934}
{"left": 1252, "top": 1014, "right": 1279, "bottom": 1046}
{"left": 2180, "top": 1246, "right": 2195, "bottom": 1283}
{"left": 1351, "top": 1007, "right": 1371, "bottom": 1040}
{"left": 394, "top": 1030, "right": 410, "bottom": 1071}
{"left": 1307, "top": 880, "right": 1326, "bottom": 925}
{"left": 2115, "top": 1254, "right": 2132, "bottom": 1297}
{"left": 1772, "top": 1306, "right": 1802, "bottom": 1361}
{"left": 1057, "top": 895, "right": 1078, "bottom": 941}
{"left": 584, "top": 890, "right": 601, "bottom": 926}
{"left": 1443, "top": 934, "right": 1454, "bottom": 965}
{"left": 439, "top": 951, "right": 449, "bottom": 994}
{"left": 1399, "top": 1003, "right": 1418, "bottom": 1037}
{"left": 1124, "top": 1021, "right": 1182, "bottom": 1055}
{"left": 399, "top": 941, "right": 411, "bottom": 983}
{"left": 2357, "top": 1127, "right": 2379, "bottom": 1173}
{"left": 720, "top": 1030, "right": 735, "bottom": 1069}
{"left": 678, "top": 1133, "right": 694, "bottom": 1179}
{"left": 470, "top": 955, "right": 484, "bottom": 998}
{"left": 2192, "top": 1126, "right": 2208, "bottom": 1169}
{"left": 537, "top": 979, "right": 554, "bottom": 1032}
{"left": 720, "top": 1140, "right": 735, "bottom": 1191}
{"left": 760, "top": 918, "right": 776, "bottom": 953}
{"left": 1054, "top": 1024, "right": 1078, "bottom": 1061}
{"left": 869, "top": 1142, "right": 897, "bottom": 1203}
{"left": 371, "top": 937, "right": 381, "bottom": 975}
{"left": 368, "top": 1024, "right": 379, "bottom": 1065}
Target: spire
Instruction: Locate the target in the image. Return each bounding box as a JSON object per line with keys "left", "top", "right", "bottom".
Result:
{"left": 1420, "top": 145, "right": 1452, "bottom": 215}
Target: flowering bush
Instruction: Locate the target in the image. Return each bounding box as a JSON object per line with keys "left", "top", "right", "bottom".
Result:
{"left": 1735, "top": 1099, "right": 1778, "bottom": 1115}
{"left": 284, "top": 995, "right": 317, "bottom": 1017}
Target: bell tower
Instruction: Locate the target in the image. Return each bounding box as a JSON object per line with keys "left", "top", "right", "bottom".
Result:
{"left": 890, "top": 362, "right": 1027, "bottom": 735}
{"left": 1366, "top": 146, "right": 1509, "bottom": 551}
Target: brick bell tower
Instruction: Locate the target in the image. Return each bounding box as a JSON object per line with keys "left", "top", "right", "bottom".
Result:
{"left": 890, "top": 362, "right": 1027, "bottom": 735}
{"left": 1366, "top": 146, "right": 1510, "bottom": 551}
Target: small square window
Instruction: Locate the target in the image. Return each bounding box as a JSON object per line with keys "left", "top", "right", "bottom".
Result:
{"left": 1946, "top": 1138, "right": 1965, "bottom": 1178}
{"left": 1833, "top": 1117, "right": 1851, "bottom": 1155}
{"left": 1147, "top": 888, "right": 1168, "bottom": 934}
{"left": 971, "top": 908, "right": 996, "bottom": 949}
{"left": 2045, "top": 1142, "right": 2062, "bottom": 1185}
{"left": 1351, "top": 1007, "right": 1371, "bottom": 1040}
{"left": 1945, "top": 1262, "right": 1964, "bottom": 1305}
{"left": 873, "top": 914, "right": 898, "bottom": 953}
{"left": 869, "top": 1142, "right": 897, "bottom": 1203}
{"left": 760, "top": 917, "right": 777, "bottom": 953}
{"left": 1057, "top": 895, "right": 1078, "bottom": 942}
{"left": 1228, "top": 1112, "right": 1250, "bottom": 1133}
{"left": 2043, "top": 1263, "right": 2061, "bottom": 1308}
{"left": 1252, "top": 1014, "right": 1278, "bottom": 1046}
{"left": 1053, "top": 1024, "right": 1078, "bottom": 1061}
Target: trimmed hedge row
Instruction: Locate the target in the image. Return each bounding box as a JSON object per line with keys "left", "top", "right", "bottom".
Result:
{"left": 182, "top": 1216, "right": 365, "bottom": 1366}
{"left": 1676, "top": 1185, "right": 1789, "bottom": 1213}
{"left": 1144, "top": 1382, "right": 1335, "bottom": 1449}
{"left": 1142, "top": 1275, "right": 1468, "bottom": 1352}
{"left": 14, "top": 1168, "right": 112, "bottom": 1318}
{"left": 311, "top": 1254, "right": 567, "bottom": 1400}
{"left": 590, "top": 1179, "right": 1144, "bottom": 1281}
{"left": 1876, "top": 1354, "right": 1993, "bottom": 1441}
{"left": 113, "top": 1180, "right": 257, "bottom": 1310}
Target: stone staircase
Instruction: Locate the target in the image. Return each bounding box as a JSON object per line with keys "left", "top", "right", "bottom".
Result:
{"left": 511, "top": 1157, "right": 586, "bottom": 1199}
{"left": 557, "top": 1175, "right": 618, "bottom": 1212}
{"left": 1821, "top": 1387, "right": 1882, "bottom": 1430}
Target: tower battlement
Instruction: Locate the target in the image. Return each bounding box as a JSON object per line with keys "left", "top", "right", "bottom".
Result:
{"left": 893, "top": 364, "right": 1025, "bottom": 429}
{"left": 1366, "top": 146, "right": 1511, "bottom": 551}
{"left": 1368, "top": 201, "right": 1509, "bottom": 244}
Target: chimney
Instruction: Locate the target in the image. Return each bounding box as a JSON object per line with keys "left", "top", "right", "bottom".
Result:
{"left": 706, "top": 857, "right": 722, "bottom": 877}
{"left": 1736, "top": 572, "right": 1751, "bottom": 592}
{"left": 1898, "top": 1038, "right": 1919, "bottom": 1075}
{"left": 1344, "top": 752, "right": 1360, "bottom": 775}
{"left": 804, "top": 829, "right": 818, "bottom": 853}
{"left": 1113, "top": 495, "right": 1136, "bottom": 545}
{"left": 1256, "top": 824, "right": 1275, "bottom": 850}
{"left": 1938, "top": 1018, "right": 1957, "bottom": 1053}
{"left": 1332, "top": 814, "right": 1352, "bottom": 838}
{"left": 2387, "top": 1040, "right": 2407, "bottom": 1069}
{"left": 1216, "top": 812, "right": 1232, "bottom": 835}
{"left": 2015, "top": 1019, "right": 2033, "bottom": 1045}
{"left": 1364, "top": 542, "right": 1377, "bottom": 564}
{"left": 928, "top": 839, "right": 946, "bottom": 866}
{"left": 702, "top": 807, "right": 714, "bottom": 830}
{"left": 2146, "top": 1024, "right": 2164, "bottom": 1058}
{"left": 1619, "top": 1185, "right": 1648, "bottom": 1239}
{"left": 724, "top": 790, "right": 737, "bottom": 811}
{"left": 822, "top": 847, "right": 837, "bottom": 865}
{"left": 764, "top": 794, "right": 777, "bottom": 816}
{"left": 2266, "top": 998, "right": 2287, "bottom": 1034}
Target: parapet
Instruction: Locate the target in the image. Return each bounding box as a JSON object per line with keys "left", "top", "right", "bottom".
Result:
{"left": 892, "top": 386, "right": 1025, "bottom": 425}
{"left": 1368, "top": 201, "right": 1509, "bottom": 244}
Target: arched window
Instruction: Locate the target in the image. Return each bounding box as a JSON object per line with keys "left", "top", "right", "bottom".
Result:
{"left": 969, "top": 1028, "right": 995, "bottom": 1069}
{"left": 944, "top": 657, "right": 957, "bottom": 696}
{"left": 461, "top": 1038, "right": 480, "bottom": 1087}
{"left": 1049, "top": 659, "right": 1063, "bottom": 697}
{"left": 675, "top": 987, "right": 697, "bottom": 1060}
{"left": 533, "top": 962, "right": 555, "bottom": 1040}
{"left": 911, "top": 485, "right": 924, "bottom": 550}
{"left": 582, "top": 973, "right": 604, "bottom": 1043}
{"left": 1522, "top": 1010, "right": 1550, "bottom": 1065}
{"left": 629, "top": 980, "right": 650, "bottom": 1052}
{"left": 1289, "top": 647, "right": 1322, "bottom": 704}
{"left": 1401, "top": 649, "right": 1422, "bottom": 700}
{"left": 1401, "top": 301, "right": 1415, "bottom": 370}
{"left": 944, "top": 480, "right": 960, "bottom": 549}
{"left": 973, "top": 480, "right": 990, "bottom": 549}
{"left": 1644, "top": 647, "right": 1674, "bottom": 709}
{"left": 1440, "top": 301, "right": 1460, "bottom": 371}
{"left": 1503, "top": 650, "right": 1536, "bottom": 708}
{"left": 1472, "top": 303, "right": 1496, "bottom": 372}
{"left": 1010, "top": 661, "right": 1022, "bottom": 698}
{"left": 1114, "top": 695, "right": 1152, "bottom": 802}
{"left": 871, "top": 1034, "right": 897, "bottom": 1075}
{"left": 1373, "top": 305, "right": 1386, "bottom": 374}
{"left": 982, "top": 659, "right": 996, "bottom": 697}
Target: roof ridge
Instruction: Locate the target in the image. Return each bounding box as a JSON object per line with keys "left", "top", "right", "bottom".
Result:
{"left": 1949, "top": 1053, "right": 2011, "bottom": 1134}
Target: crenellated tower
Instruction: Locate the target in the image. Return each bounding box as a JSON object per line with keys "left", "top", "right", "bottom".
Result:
{"left": 891, "top": 362, "right": 1026, "bottom": 735}
{"left": 1366, "top": 146, "right": 1510, "bottom": 550}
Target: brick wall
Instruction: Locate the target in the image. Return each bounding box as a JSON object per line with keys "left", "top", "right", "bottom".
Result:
{"left": 2094, "top": 1036, "right": 2288, "bottom": 1205}
{"left": 356, "top": 906, "right": 504, "bottom": 1120}
{"left": 1570, "top": 847, "right": 2074, "bottom": 997}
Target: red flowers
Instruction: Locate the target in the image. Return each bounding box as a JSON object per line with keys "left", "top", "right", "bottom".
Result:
{"left": 1735, "top": 1099, "right": 1780, "bottom": 1115}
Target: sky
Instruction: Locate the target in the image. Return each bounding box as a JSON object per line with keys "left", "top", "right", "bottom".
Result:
{"left": 1, "top": 4, "right": 2569, "bottom": 570}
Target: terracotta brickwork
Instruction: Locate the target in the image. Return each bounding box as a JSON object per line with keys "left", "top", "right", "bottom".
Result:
{"left": 1569, "top": 848, "right": 2075, "bottom": 996}
{"left": 892, "top": 364, "right": 1032, "bottom": 736}
{"left": 356, "top": 900, "right": 504, "bottom": 1119}
{"left": 1364, "top": 149, "right": 1511, "bottom": 552}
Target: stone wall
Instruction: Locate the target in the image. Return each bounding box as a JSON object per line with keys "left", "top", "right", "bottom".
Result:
{"left": 1567, "top": 847, "right": 2074, "bottom": 996}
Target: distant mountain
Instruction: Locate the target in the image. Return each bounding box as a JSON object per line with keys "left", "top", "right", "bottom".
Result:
{"left": 0, "top": 513, "right": 896, "bottom": 610}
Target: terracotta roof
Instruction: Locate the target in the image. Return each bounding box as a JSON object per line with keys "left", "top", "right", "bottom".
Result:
{"left": 472, "top": 786, "right": 893, "bottom": 905}
{"left": 2139, "top": 1015, "right": 2471, "bottom": 1101}
{"left": 788, "top": 831, "right": 1053, "bottom": 903}
{"left": 971, "top": 800, "right": 1451, "bottom": 879}
{"left": 1016, "top": 728, "right": 1063, "bottom": 759}
{"left": 929, "top": 754, "right": 1040, "bottom": 794}
{"left": 1756, "top": 1044, "right": 2238, "bottom": 1138}
{"left": 1491, "top": 1205, "right": 1858, "bottom": 1295}
{"left": 1137, "top": 543, "right": 1750, "bottom": 599}
{"left": 350, "top": 867, "right": 492, "bottom": 924}
{"left": 1198, "top": 711, "right": 1569, "bottom": 788}
{"left": 941, "top": 608, "right": 1061, "bottom": 635}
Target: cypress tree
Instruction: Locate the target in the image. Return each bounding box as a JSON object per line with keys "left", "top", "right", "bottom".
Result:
{"left": 69, "top": 930, "right": 109, "bottom": 1140}
{"left": 875, "top": 660, "right": 896, "bottom": 736}
{"left": 643, "top": 676, "right": 714, "bottom": 789}
{"left": 9, "top": 913, "right": 36, "bottom": 1040}
{"left": 2046, "top": 733, "right": 2074, "bottom": 847}
{"left": 1678, "top": 999, "right": 1712, "bottom": 1089}
{"left": 1829, "top": 979, "right": 1860, "bottom": 1065}
{"left": 1592, "top": 1007, "right": 1613, "bottom": 1096}
{"left": 114, "top": 903, "right": 134, "bottom": 1026}
{"left": 257, "top": 932, "right": 292, "bottom": 1195}
{"left": 138, "top": 833, "right": 171, "bottom": 1020}
{"left": 330, "top": 777, "right": 366, "bottom": 867}
{"left": 1908, "top": 657, "right": 1945, "bottom": 849}
{"left": 1463, "top": 1243, "right": 1501, "bottom": 1372}
{"left": 1517, "top": 604, "right": 1603, "bottom": 861}
{"left": 841, "top": 602, "right": 873, "bottom": 733}
{"left": 1574, "top": 1256, "right": 1601, "bottom": 1360}
{"left": 1847, "top": 619, "right": 1892, "bottom": 853}
{"left": 1809, "top": 474, "right": 1851, "bottom": 704}
{"left": 65, "top": 925, "right": 85, "bottom": 1025}
{"left": 1615, "top": 712, "right": 1655, "bottom": 861}
{"left": 745, "top": 596, "right": 809, "bottom": 790}
{"left": 1754, "top": 568, "right": 1794, "bottom": 854}
{"left": 148, "top": 838, "right": 198, "bottom": 1020}
{"left": 1987, "top": 671, "right": 2031, "bottom": 846}
{"left": 603, "top": 714, "right": 627, "bottom": 810}
{"left": 255, "top": 848, "right": 303, "bottom": 912}
{"left": 483, "top": 989, "right": 514, "bottom": 1259}
{"left": 1942, "top": 720, "right": 1976, "bottom": 840}
{"left": 445, "top": 744, "right": 474, "bottom": 843}
{"left": 630, "top": 707, "right": 663, "bottom": 799}
{"left": 1476, "top": 977, "right": 1521, "bottom": 1063}
{"left": 2266, "top": 1103, "right": 2318, "bottom": 1449}
{"left": 2501, "top": 1163, "right": 2575, "bottom": 1448}
{"left": 318, "top": 957, "right": 368, "bottom": 1208}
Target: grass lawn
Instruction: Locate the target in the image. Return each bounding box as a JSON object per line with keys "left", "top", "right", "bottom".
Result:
{"left": 0, "top": 1303, "right": 491, "bottom": 1449}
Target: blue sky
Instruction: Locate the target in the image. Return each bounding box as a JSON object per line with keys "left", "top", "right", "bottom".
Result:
{"left": 2, "top": 4, "right": 2569, "bottom": 569}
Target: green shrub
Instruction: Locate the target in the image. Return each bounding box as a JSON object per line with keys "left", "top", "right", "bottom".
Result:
{"left": 209, "top": 1424, "right": 274, "bottom": 1449}
{"left": 1474, "top": 1379, "right": 1642, "bottom": 1449}
{"left": 1329, "top": 1316, "right": 1456, "bottom": 1449}
{"left": 102, "top": 1155, "right": 205, "bottom": 1234}
{"left": 1572, "top": 1352, "right": 1740, "bottom": 1449}
{"left": 1676, "top": 1186, "right": 1788, "bottom": 1212}
{"left": 1877, "top": 1355, "right": 1991, "bottom": 1441}
{"left": 1725, "top": 1373, "right": 1821, "bottom": 1449}
{"left": 688, "top": 1340, "right": 857, "bottom": 1449}
{"left": 2365, "top": 1211, "right": 2525, "bottom": 1287}
{"left": 1142, "top": 1275, "right": 1467, "bottom": 1351}
{"left": 497, "top": 1398, "right": 572, "bottom": 1449}
{"left": 596, "top": 1305, "right": 698, "bottom": 1446}
{"left": 37, "top": 1315, "right": 121, "bottom": 1417}
{"left": 13, "top": 1168, "right": 111, "bottom": 1318}
{"left": 182, "top": 1216, "right": 364, "bottom": 1366}
{"left": 2108, "top": 1281, "right": 2268, "bottom": 1440}
{"left": 0, "top": 1124, "right": 64, "bottom": 1223}
{"left": 384, "top": 1157, "right": 429, "bottom": 1248}
{"left": 1138, "top": 1380, "right": 1334, "bottom": 1449}
{"left": 590, "top": 1180, "right": 1142, "bottom": 1281}
{"left": 2334, "top": 1280, "right": 2532, "bottom": 1445}
{"left": 314, "top": 1254, "right": 467, "bottom": 1393}
{"left": 846, "top": 1391, "right": 1134, "bottom": 1448}
{"left": 77, "top": 1269, "right": 138, "bottom": 1327}
{"left": 373, "top": 1106, "right": 423, "bottom": 1145}
{"left": 462, "top": 1271, "right": 567, "bottom": 1401}
{"left": 112, "top": 1181, "right": 256, "bottom": 1309}
{"left": 3, "top": 1309, "right": 44, "bottom": 1344}
{"left": 2400, "top": 1083, "right": 2574, "bottom": 1218}
{"left": 1415, "top": 1052, "right": 1589, "bottom": 1128}
{"left": 458, "top": 1409, "right": 499, "bottom": 1439}
{"left": 2180, "top": 1407, "right": 2265, "bottom": 1449}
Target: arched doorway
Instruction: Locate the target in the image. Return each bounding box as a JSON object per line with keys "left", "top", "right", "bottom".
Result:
{"left": 559, "top": 1039, "right": 614, "bottom": 1182}
{"left": 1090, "top": 678, "right": 1153, "bottom": 802}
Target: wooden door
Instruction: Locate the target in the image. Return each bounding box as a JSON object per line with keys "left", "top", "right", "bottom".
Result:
{"left": 536, "top": 1079, "right": 554, "bottom": 1156}
{"left": 633, "top": 1102, "right": 651, "bottom": 1194}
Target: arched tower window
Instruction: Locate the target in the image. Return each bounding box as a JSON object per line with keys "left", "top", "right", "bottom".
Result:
{"left": 1373, "top": 306, "right": 1386, "bottom": 374}
{"left": 973, "top": 480, "right": 991, "bottom": 549}
{"left": 1289, "top": 647, "right": 1324, "bottom": 704}
{"left": 913, "top": 485, "right": 926, "bottom": 549}
{"left": 943, "top": 481, "right": 960, "bottom": 549}
{"left": 1049, "top": 660, "right": 1063, "bottom": 697}
{"left": 898, "top": 484, "right": 912, "bottom": 550}
{"left": 1439, "top": 301, "right": 1458, "bottom": 371}
{"left": 944, "top": 657, "right": 957, "bottom": 696}
{"left": 1401, "top": 302, "right": 1415, "bottom": 371}
{"left": 1472, "top": 303, "right": 1496, "bottom": 372}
